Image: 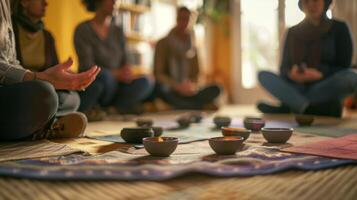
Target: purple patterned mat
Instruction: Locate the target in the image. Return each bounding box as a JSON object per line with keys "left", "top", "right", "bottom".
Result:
{"left": 0, "top": 146, "right": 355, "bottom": 181}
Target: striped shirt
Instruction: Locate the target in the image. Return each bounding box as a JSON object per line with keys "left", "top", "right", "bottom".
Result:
{"left": 0, "top": 0, "right": 28, "bottom": 85}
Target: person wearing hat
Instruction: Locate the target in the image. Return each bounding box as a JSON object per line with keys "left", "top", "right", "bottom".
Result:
{"left": 257, "top": 0, "right": 357, "bottom": 117}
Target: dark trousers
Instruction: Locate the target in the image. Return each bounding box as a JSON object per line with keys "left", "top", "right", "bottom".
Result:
{"left": 78, "top": 68, "right": 154, "bottom": 112}
{"left": 155, "top": 83, "right": 221, "bottom": 110}
{"left": 0, "top": 81, "right": 80, "bottom": 141}
{"left": 259, "top": 69, "right": 357, "bottom": 115}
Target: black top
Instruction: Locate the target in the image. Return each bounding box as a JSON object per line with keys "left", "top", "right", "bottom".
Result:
{"left": 280, "top": 19, "right": 353, "bottom": 82}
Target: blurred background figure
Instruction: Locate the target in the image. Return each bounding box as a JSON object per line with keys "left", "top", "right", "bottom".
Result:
{"left": 154, "top": 6, "right": 221, "bottom": 110}
{"left": 75, "top": 0, "right": 154, "bottom": 120}
{"left": 257, "top": 0, "right": 356, "bottom": 117}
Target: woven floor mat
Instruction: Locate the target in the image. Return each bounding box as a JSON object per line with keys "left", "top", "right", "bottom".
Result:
{"left": 0, "top": 140, "right": 81, "bottom": 162}
{"left": 0, "top": 165, "right": 356, "bottom": 200}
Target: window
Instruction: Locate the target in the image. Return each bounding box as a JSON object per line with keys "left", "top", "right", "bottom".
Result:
{"left": 241, "top": 0, "right": 279, "bottom": 89}
{"left": 285, "top": 0, "right": 305, "bottom": 28}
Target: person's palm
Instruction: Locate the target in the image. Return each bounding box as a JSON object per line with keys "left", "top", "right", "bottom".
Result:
{"left": 289, "top": 66, "right": 306, "bottom": 83}
{"left": 38, "top": 58, "right": 100, "bottom": 90}
{"left": 304, "top": 68, "right": 323, "bottom": 81}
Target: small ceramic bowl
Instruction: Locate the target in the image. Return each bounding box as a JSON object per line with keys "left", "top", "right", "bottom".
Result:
{"left": 221, "top": 127, "right": 251, "bottom": 141}
{"left": 136, "top": 119, "right": 154, "bottom": 127}
{"left": 261, "top": 128, "right": 293, "bottom": 143}
{"left": 209, "top": 136, "right": 244, "bottom": 155}
{"left": 151, "top": 127, "right": 163, "bottom": 137}
{"left": 177, "top": 116, "right": 191, "bottom": 128}
{"left": 243, "top": 117, "right": 265, "bottom": 131}
{"left": 121, "top": 128, "right": 154, "bottom": 144}
{"left": 213, "top": 116, "right": 232, "bottom": 129}
{"left": 189, "top": 112, "right": 203, "bottom": 123}
{"left": 295, "top": 115, "right": 314, "bottom": 126}
{"left": 143, "top": 137, "right": 179, "bottom": 157}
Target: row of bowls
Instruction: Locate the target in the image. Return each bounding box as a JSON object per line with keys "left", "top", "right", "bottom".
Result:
{"left": 214, "top": 115, "right": 314, "bottom": 130}
{"left": 123, "top": 115, "right": 311, "bottom": 157}
{"left": 120, "top": 126, "right": 293, "bottom": 157}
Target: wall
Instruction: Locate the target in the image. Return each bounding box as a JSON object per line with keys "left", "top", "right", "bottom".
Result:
{"left": 210, "top": 16, "right": 233, "bottom": 102}
{"left": 44, "top": 0, "right": 93, "bottom": 71}
{"left": 333, "top": 0, "right": 357, "bottom": 65}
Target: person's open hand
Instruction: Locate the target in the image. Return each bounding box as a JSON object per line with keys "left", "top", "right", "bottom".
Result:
{"left": 37, "top": 58, "right": 100, "bottom": 90}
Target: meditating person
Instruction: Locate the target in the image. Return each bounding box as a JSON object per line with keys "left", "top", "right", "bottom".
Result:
{"left": 0, "top": 0, "right": 100, "bottom": 141}
{"left": 154, "top": 6, "right": 221, "bottom": 110}
{"left": 257, "top": 0, "right": 357, "bottom": 117}
{"left": 74, "top": 0, "right": 153, "bottom": 118}
{"left": 12, "top": 0, "right": 80, "bottom": 116}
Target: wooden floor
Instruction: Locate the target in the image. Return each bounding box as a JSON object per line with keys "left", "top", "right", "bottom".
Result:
{"left": 2, "top": 104, "right": 357, "bottom": 200}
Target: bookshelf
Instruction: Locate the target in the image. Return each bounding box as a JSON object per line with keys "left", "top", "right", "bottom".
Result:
{"left": 116, "top": 1, "right": 152, "bottom": 69}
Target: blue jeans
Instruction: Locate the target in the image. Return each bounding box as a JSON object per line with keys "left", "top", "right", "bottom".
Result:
{"left": 79, "top": 69, "right": 154, "bottom": 112}
{"left": 0, "top": 81, "right": 80, "bottom": 141}
{"left": 259, "top": 69, "right": 357, "bottom": 113}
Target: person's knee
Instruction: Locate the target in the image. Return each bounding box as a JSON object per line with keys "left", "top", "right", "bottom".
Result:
{"left": 207, "top": 84, "right": 222, "bottom": 98}
{"left": 337, "top": 69, "right": 357, "bottom": 82}
{"left": 133, "top": 77, "right": 154, "bottom": 94}
{"left": 97, "top": 69, "right": 117, "bottom": 87}
{"left": 30, "top": 81, "right": 58, "bottom": 115}
{"left": 258, "top": 71, "right": 275, "bottom": 84}
{"left": 58, "top": 91, "right": 81, "bottom": 113}
{"left": 331, "top": 69, "right": 357, "bottom": 89}
{"left": 71, "top": 92, "right": 81, "bottom": 111}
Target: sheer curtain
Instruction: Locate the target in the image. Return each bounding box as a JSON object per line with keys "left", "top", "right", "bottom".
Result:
{"left": 333, "top": 0, "right": 357, "bottom": 65}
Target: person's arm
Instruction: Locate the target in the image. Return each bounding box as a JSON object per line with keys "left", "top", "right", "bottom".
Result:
{"left": 318, "top": 21, "right": 353, "bottom": 77}
{"left": 118, "top": 26, "right": 128, "bottom": 68}
{"left": 46, "top": 31, "right": 59, "bottom": 67}
{"left": 74, "top": 24, "right": 96, "bottom": 72}
{"left": 279, "top": 29, "right": 293, "bottom": 80}
{"left": 153, "top": 39, "right": 177, "bottom": 88}
{"left": 188, "top": 52, "right": 200, "bottom": 84}
{"left": 0, "top": 62, "right": 28, "bottom": 84}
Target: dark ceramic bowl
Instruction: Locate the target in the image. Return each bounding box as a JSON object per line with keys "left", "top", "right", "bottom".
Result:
{"left": 213, "top": 116, "right": 232, "bottom": 129}
{"left": 177, "top": 116, "right": 191, "bottom": 128}
{"left": 189, "top": 112, "right": 203, "bottom": 123}
{"left": 209, "top": 136, "right": 244, "bottom": 155}
{"left": 136, "top": 119, "right": 154, "bottom": 127}
{"left": 261, "top": 128, "right": 293, "bottom": 143}
{"left": 221, "top": 127, "right": 251, "bottom": 141}
{"left": 151, "top": 127, "right": 163, "bottom": 137}
{"left": 243, "top": 117, "right": 265, "bottom": 131}
{"left": 295, "top": 115, "right": 314, "bottom": 126}
{"left": 143, "top": 137, "right": 178, "bottom": 157}
{"left": 120, "top": 128, "right": 154, "bottom": 144}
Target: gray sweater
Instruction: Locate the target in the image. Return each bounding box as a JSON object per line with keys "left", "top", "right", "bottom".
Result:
{"left": 0, "top": 0, "right": 28, "bottom": 85}
{"left": 74, "top": 20, "right": 127, "bottom": 72}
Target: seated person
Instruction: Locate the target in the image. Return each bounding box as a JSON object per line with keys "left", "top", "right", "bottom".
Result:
{"left": 154, "top": 7, "right": 221, "bottom": 110}
{"left": 257, "top": 0, "right": 357, "bottom": 117}
{"left": 12, "top": 0, "right": 80, "bottom": 116}
{"left": 0, "top": 0, "right": 99, "bottom": 141}
{"left": 74, "top": 0, "right": 154, "bottom": 118}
